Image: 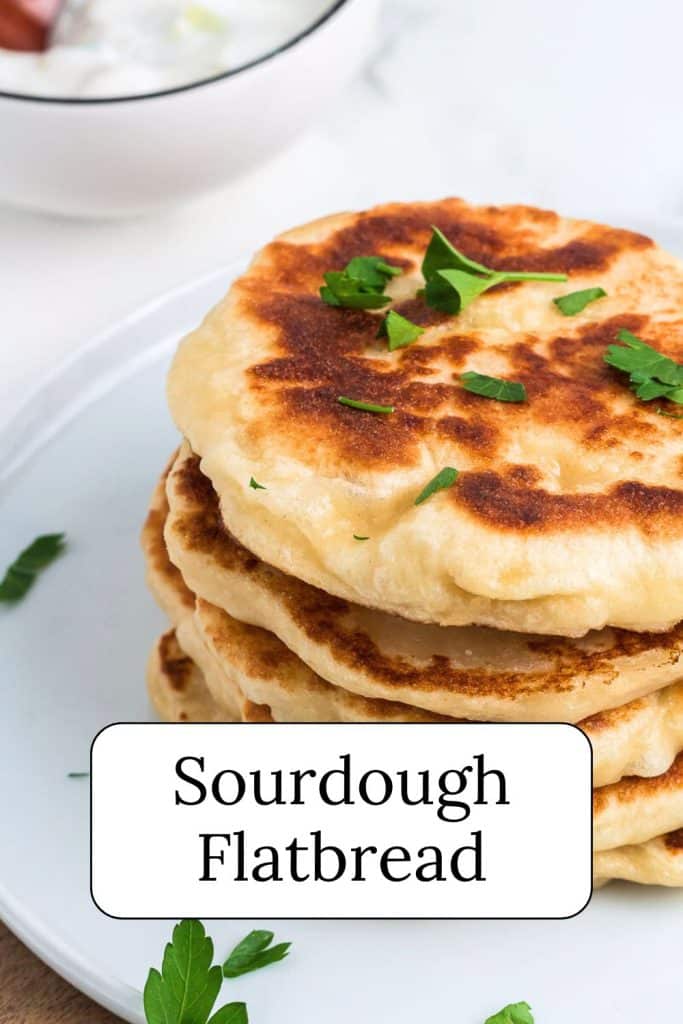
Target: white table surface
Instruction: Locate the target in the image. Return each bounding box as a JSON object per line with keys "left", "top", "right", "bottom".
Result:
{"left": 2, "top": 0, "right": 683, "bottom": 423}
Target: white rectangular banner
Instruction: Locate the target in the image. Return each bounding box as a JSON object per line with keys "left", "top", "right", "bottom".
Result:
{"left": 91, "top": 723, "right": 592, "bottom": 919}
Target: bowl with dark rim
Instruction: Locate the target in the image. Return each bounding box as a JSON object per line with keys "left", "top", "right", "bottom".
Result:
{"left": 0, "top": 0, "right": 379, "bottom": 217}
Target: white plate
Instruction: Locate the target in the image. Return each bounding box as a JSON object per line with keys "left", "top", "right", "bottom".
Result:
{"left": 1, "top": 257, "right": 682, "bottom": 1024}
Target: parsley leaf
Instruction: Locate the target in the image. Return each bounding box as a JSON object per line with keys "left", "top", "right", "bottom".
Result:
{"left": 346, "top": 256, "right": 401, "bottom": 289}
{"left": 421, "top": 226, "right": 567, "bottom": 315}
{"left": 461, "top": 371, "right": 526, "bottom": 403}
{"left": 223, "top": 930, "right": 290, "bottom": 979}
{"left": 338, "top": 396, "right": 395, "bottom": 414}
{"left": 414, "top": 467, "right": 459, "bottom": 505}
{"left": 484, "top": 1002, "right": 534, "bottom": 1024}
{"left": 604, "top": 329, "right": 683, "bottom": 403}
{"left": 0, "top": 533, "right": 66, "bottom": 604}
{"left": 320, "top": 256, "right": 401, "bottom": 309}
{"left": 553, "top": 286, "right": 606, "bottom": 315}
{"left": 206, "top": 1007, "right": 247, "bottom": 1024}
{"left": 377, "top": 310, "right": 425, "bottom": 351}
{"left": 143, "top": 920, "right": 226, "bottom": 1024}
{"left": 657, "top": 407, "right": 683, "bottom": 419}
{"left": 422, "top": 226, "right": 491, "bottom": 280}
{"left": 249, "top": 477, "right": 266, "bottom": 490}
{"left": 425, "top": 270, "right": 506, "bottom": 315}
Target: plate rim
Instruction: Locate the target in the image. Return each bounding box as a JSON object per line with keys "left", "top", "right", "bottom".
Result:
{"left": 0, "top": 260, "right": 245, "bottom": 1022}
{"left": 0, "top": 261, "right": 244, "bottom": 488}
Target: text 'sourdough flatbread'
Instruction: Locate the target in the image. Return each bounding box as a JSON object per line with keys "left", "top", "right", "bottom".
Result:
{"left": 168, "top": 199, "right": 683, "bottom": 636}
{"left": 164, "top": 445, "right": 683, "bottom": 727}
{"left": 144, "top": 469, "right": 683, "bottom": 786}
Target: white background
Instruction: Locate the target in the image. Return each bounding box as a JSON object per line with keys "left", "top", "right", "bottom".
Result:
{"left": 2, "top": 0, "right": 683, "bottom": 415}
{"left": 92, "top": 723, "right": 591, "bottom": 920}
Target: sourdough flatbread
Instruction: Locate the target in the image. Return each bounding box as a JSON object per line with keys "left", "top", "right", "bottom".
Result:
{"left": 593, "top": 753, "right": 683, "bottom": 851}
{"left": 593, "top": 829, "right": 683, "bottom": 887}
{"left": 145, "top": 480, "right": 448, "bottom": 726}
{"left": 147, "top": 626, "right": 272, "bottom": 724}
{"left": 164, "top": 445, "right": 683, "bottom": 726}
{"left": 167, "top": 199, "right": 683, "bottom": 635}
{"left": 146, "top": 622, "right": 683, "bottom": 878}
{"left": 144, "top": 471, "right": 683, "bottom": 785}
{"left": 147, "top": 627, "right": 234, "bottom": 723}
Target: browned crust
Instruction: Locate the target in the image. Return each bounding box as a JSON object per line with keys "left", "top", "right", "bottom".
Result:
{"left": 242, "top": 700, "right": 274, "bottom": 723}
{"left": 456, "top": 468, "right": 683, "bottom": 533}
{"left": 664, "top": 828, "right": 683, "bottom": 852}
{"left": 227, "top": 198, "right": 683, "bottom": 534}
{"left": 142, "top": 461, "right": 194, "bottom": 612}
{"left": 593, "top": 752, "right": 683, "bottom": 812}
{"left": 579, "top": 698, "right": 649, "bottom": 732}
{"left": 169, "top": 451, "right": 683, "bottom": 701}
{"left": 258, "top": 202, "right": 651, "bottom": 286}
{"left": 157, "top": 628, "right": 195, "bottom": 696}
{"left": 196, "top": 597, "right": 451, "bottom": 723}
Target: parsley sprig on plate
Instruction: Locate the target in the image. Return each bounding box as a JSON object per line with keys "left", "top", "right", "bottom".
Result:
{"left": 605, "top": 329, "right": 683, "bottom": 403}
{"left": 421, "top": 227, "right": 567, "bottom": 315}
{"left": 485, "top": 1002, "right": 534, "bottom": 1024}
{"left": 223, "top": 930, "right": 290, "bottom": 979}
{"left": 144, "top": 922, "right": 291, "bottom": 1024}
{"left": 0, "top": 533, "right": 66, "bottom": 604}
{"left": 320, "top": 256, "right": 401, "bottom": 309}
{"left": 143, "top": 920, "right": 233, "bottom": 1024}
{"left": 143, "top": 920, "right": 531, "bottom": 1024}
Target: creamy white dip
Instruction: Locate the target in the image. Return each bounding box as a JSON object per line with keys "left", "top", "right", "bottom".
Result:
{"left": 0, "top": 0, "right": 336, "bottom": 99}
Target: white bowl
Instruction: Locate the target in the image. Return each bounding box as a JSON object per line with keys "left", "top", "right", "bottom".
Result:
{"left": 0, "top": 0, "right": 379, "bottom": 218}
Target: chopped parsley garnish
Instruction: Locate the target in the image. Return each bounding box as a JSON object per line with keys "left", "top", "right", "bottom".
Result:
{"left": 353, "top": 534, "right": 370, "bottom": 541}
{"left": 377, "top": 309, "right": 425, "bottom": 351}
{"left": 604, "top": 329, "right": 683, "bottom": 403}
{"left": 421, "top": 226, "right": 567, "bottom": 315}
{"left": 0, "top": 533, "right": 66, "bottom": 604}
{"left": 320, "top": 256, "right": 401, "bottom": 309}
{"left": 461, "top": 371, "right": 526, "bottom": 403}
{"left": 144, "top": 920, "right": 246, "bottom": 1024}
{"left": 249, "top": 477, "right": 266, "bottom": 490}
{"left": 414, "top": 467, "right": 459, "bottom": 505}
{"left": 553, "top": 286, "right": 606, "bottom": 316}
{"left": 657, "top": 406, "right": 683, "bottom": 419}
{"left": 222, "top": 930, "right": 290, "bottom": 979}
{"left": 484, "top": 1002, "right": 534, "bottom": 1024}
{"left": 338, "top": 396, "right": 395, "bottom": 414}
{"left": 423, "top": 269, "right": 505, "bottom": 314}
{"left": 422, "top": 227, "right": 491, "bottom": 281}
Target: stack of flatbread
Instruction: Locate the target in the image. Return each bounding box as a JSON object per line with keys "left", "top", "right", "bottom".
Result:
{"left": 142, "top": 199, "right": 683, "bottom": 888}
